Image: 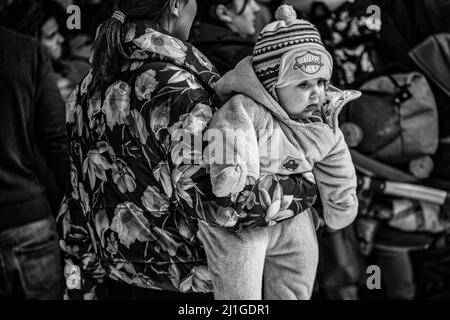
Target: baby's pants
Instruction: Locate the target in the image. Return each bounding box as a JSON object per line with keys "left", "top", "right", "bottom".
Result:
{"left": 197, "top": 209, "right": 319, "bottom": 300}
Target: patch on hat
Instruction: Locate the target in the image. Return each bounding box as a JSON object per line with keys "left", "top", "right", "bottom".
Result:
{"left": 282, "top": 157, "right": 301, "bottom": 171}
{"left": 293, "top": 51, "right": 323, "bottom": 74}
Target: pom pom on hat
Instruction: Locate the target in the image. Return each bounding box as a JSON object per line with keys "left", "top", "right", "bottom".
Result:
{"left": 274, "top": 5, "right": 297, "bottom": 24}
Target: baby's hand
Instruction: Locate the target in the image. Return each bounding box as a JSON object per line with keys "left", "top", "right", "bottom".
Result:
{"left": 211, "top": 162, "right": 247, "bottom": 197}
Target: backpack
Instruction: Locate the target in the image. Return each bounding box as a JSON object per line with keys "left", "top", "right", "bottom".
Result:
{"left": 340, "top": 65, "right": 439, "bottom": 166}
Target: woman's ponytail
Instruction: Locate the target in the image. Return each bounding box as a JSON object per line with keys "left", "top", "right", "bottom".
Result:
{"left": 90, "top": 0, "right": 174, "bottom": 85}
{"left": 91, "top": 16, "right": 128, "bottom": 85}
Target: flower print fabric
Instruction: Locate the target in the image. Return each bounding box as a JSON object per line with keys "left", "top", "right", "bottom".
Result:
{"left": 311, "top": 1, "right": 381, "bottom": 87}
{"left": 57, "top": 21, "right": 317, "bottom": 294}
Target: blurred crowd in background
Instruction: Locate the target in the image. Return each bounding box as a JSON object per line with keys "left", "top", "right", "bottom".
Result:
{"left": 1, "top": 0, "right": 450, "bottom": 300}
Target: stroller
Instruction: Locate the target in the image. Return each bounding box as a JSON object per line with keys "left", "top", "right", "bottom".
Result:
{"left": 315, "top": 148, "right": 450, "bottom": 300}
{"left": 352, "top": 148, "right": 450, "bottom": 299}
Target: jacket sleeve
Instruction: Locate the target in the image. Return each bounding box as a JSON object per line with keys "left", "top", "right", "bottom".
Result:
{"left": 35, "top": 46, "right": 70, "bottom": 191}
{"left": 313, "top": 128, "right": 358, "bottom": 230}
{"left": 205, "top": 95, "right": 260, "bottom": 197}
{"left": 56, "top": 79, "right": 104, "bottom": 299}
{"left": 142, "top": 63, "right": 318, "bottom": 230}
{"left": 57, "top": 195, "right": 106, "bottom": 299}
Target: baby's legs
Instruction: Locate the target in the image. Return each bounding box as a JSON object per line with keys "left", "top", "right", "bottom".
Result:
{"left": 197, "top": 220, "right": 268, "bottom": 299}
{"left": 263, "top": 209, "right": 319, "bottom": 300}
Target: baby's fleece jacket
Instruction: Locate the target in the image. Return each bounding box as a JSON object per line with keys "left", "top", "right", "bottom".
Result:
{"left": 206, "top": 56, "right": 361, "bottom": 230}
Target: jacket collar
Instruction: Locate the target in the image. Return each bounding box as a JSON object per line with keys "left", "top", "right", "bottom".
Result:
{"left": 120, "top": 20, "right": 220, "bottom": 92}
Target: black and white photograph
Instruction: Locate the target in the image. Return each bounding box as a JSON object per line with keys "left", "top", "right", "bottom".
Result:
{"left": 0, "top": 0, "right": 450, "bottom": 309}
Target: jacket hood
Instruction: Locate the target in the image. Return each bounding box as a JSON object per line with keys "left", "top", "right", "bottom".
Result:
{"left": 119, "top": 20, "right": 220, "bottom": 91}
{"left": 215, "top": 56, "right": 361, "bottom": 125}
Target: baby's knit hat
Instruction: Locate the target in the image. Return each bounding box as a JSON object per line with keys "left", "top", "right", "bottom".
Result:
{"left": 253, "top": 5, "right": 333, "bottom": 97}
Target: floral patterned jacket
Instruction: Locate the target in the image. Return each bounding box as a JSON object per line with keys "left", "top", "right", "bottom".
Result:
{"left": 57, "top": 20, "right": 317, "bottom": 294}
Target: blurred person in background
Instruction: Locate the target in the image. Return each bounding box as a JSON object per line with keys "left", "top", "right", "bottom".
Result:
{"left": 4, "top": 0, "right": 90, "bottom": 216}
{"left": 253, "top": 0, "right": 279, "bottom": 36}
{"left": 5, "top": 0, "right": 90, "bottom": 99}
{"left": 190, "top": 0, "right": 261, "bottom": 75}
{"left": 0, "top": 25, "right": 68, "bottom": 299}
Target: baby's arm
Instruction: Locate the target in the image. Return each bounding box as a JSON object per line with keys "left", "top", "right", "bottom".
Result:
{"left": 313, "top": 128, "right": 358, "bottom": 230}
{"left": 204, "top": 95, "right": 260, "bottom": 197}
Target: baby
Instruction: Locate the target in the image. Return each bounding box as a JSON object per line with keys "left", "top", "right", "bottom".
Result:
{"left": 199, "top": 5, "right": 360, "bottom": 300}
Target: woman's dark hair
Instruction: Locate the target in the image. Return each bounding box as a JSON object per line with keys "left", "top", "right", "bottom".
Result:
{"left": 4, "top": 0, "right": 65, "bottom": 38}
{"left": 91, "top": 0, "right": 187, "bottom": 85}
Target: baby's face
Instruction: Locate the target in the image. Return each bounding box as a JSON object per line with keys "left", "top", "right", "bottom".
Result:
{"left": 276, "top": 78, "right": 328, "bottom": 120}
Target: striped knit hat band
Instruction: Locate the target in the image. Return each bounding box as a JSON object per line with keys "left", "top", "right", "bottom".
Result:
{"left": 252, "top": 5, "right": 332, "bottom": 97}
